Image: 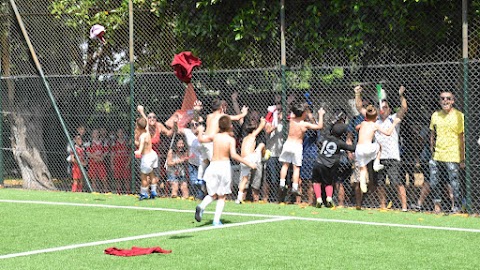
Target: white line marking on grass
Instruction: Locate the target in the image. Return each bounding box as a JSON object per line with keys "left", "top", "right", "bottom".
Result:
{"left": 0, "top": 199, "right": 281, "bottom": 218}
{"left": 2, "top": 199, "right": 480, "bottom": 234}
{"left": 283, "top": 216, "right": 480, "bottom": 233}
{"left": 0, "top": 217, "right": 290, "bottom": 259}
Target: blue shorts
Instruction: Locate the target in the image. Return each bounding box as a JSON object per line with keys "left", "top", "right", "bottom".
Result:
{"left": 167, "top": 174, "right": 186, "bottom": 182}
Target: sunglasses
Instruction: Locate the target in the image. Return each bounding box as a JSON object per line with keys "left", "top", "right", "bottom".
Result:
{"left": 440, "top": 96, "right": 453, "bottom": 101}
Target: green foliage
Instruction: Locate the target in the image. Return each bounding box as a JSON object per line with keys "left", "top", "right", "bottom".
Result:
{"left": 48, "top": 0, "right": 467, "bottom": 69}
{"left": 321, "top": 67, "right": 344, "bottom": 85}
{"left": 287, "top": 0, "right": 459, "bottom": 63}
{"left": 50, "top": 0, "right": 148, "bottom": 29}
{"left": 286, "top": 68, "right": 312, "bottom": 90}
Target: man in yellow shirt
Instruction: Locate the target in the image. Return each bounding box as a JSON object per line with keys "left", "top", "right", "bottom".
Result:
{"left": 428, "top": 90, "right": 465, "bottom": 213}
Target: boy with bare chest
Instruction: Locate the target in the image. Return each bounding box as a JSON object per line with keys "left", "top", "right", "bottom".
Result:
{"left": 195, "top": 115, "right": 256, "bottom": 226}
{"left": 279, "top": 102, "right": 325, "bottom": 195}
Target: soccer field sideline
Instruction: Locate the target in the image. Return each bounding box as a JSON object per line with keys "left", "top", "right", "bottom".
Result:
{"left": 1, "top": 199, "right": 480, "bottom": 260}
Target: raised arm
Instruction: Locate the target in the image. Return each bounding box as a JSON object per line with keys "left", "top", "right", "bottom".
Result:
{"left": 197, "top": 124, "right": 213, "bottom": 143}
{"left": 137, "top": 105, "right": 147, "bottom": 119}
{"left": 264, "top": 122, "right": 276, "bottom": 134}
{"left": 396, "top": 86, "right": 408, "bottom": 119}
{"left": 137, "top": 105, "right": 149, "bottom": 134}
{"left": 160, "top": 122, "right": 176, "bottom": 137}
{"left": 304, "top": 108, "right": 326, "bottom": 130}
{"left": 229, "top": 137, "right": 256, "bottom": 169}
{"left": 231, "top": 92, "right": 244, "bottom": 125}
{"left": 354, "top": 86, "right": 367, "bottom": 116}
{"left": 376, "top": 118, "right": 401, "bottom": 136}
{"left": 252, "top": 118, "right": 267, "bottom": 137}
{"left": 230, "top": 105, "right": 248, "bottom": 121}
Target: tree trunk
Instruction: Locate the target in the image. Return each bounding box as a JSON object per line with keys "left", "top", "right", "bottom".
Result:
{"left": 10, "top": 107, "right": 56, "bottom": 190}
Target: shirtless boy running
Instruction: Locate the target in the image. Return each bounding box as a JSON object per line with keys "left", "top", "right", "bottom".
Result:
{"left": 195, "top": 116, "right": 256, "bottom": 226}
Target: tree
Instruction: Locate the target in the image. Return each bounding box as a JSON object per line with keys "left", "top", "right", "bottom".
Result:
{"left": 1, "top": 1, "right": 55, "bottom": 189}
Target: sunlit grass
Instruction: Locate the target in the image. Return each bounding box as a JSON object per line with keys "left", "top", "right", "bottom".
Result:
{"left": 0, "top": 188, "right": 479, "bottom": 270}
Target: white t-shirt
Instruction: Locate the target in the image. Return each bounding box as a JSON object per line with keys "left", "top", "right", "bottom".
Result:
{"left": 183, "top": 128, "right": 202, "bottom": 167}
{"left": 375, "top": 113, "right": 400, "bottom": 161}
{"left": 266, "top": 123, "right": 284, "bottom": 157}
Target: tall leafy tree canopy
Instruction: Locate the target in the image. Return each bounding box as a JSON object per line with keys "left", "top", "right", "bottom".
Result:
{"left": 49, "top": 0, "right": 471, "bottom": 70}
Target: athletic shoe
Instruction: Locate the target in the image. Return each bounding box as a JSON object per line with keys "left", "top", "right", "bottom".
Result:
{"left": 326, "top": 197, "right": 335, "bottom": 208}
{"left": 150, "top": 191, "right": 158, "bottom": 199}
{"left": 449, "top": 207, "right": 461, "bottom": 214}
{"left": 290, "top": 186, "right": 302, "bottom": 196}
{"left": 235, "top": 199, "right": 243, "bottom": 204}
{"left": 401, "top": 208, "right": 408, "bottom": 212}
{"left": 195, "top": 205, "right": 204, "bottom": 222}
{"left": 411, "top": 203, "right": 423, "bottom": 212}
{"left": 212, "top": 221, "right": 223, "bottom": 226}
{"left": 316, "top": 198, "right": 323, "bottom": 208}
{"left": 373, "top": 160, "right": 384, "bottom": 172}
{"left": 139, "top": 193, "right": 149, "bottom": 201}
{"left": 386, "top": 201, "right": 393, "bottom": 209}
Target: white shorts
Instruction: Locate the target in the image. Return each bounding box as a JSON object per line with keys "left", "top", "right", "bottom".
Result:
{"left": 279, "top": 140, "right": 303, "bottom": 166}
{"left": 140, "top": 151, "right": 158, "bottom": 174}
{"left": 355, "top": 143, "right": 380, "bottom": 167}
{"left": 204, "top": 160, "right": 232, "bottom": 196}
{"left": 240, "top": 149, "right": 262, "bottom": 177}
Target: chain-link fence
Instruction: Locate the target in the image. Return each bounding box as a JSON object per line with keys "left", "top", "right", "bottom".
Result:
{"left": 1, "top": 0, "right": 480, "bottom": 214}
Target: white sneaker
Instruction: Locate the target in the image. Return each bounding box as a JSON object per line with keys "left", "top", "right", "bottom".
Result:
{"left": 235, "top": 199, "right": 242, "bottom": 204}
{"left": 326, "top": 197, "right": 335, "bottom": 208}
{"left": 373, "top": 160, "right": 384, "bottom": 172}
{"left": 316, "top": 198, "right": 323, "bottom": 208}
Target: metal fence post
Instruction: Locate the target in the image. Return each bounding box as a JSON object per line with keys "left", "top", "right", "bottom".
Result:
{"left": 129, "top": 0, "right": 136, "bottom": 194}
{"left": 462, "top": 0, "right": 471, "bottom": 213}
{"left": 280, "top": 0, "right": 287, "bottom": 140}
{"left": 0, "top": 65, "right": 3, "bottom": 187}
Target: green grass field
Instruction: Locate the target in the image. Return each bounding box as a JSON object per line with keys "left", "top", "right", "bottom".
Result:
{"left": 1, "top": 188, "right": 479, "bottom": 270}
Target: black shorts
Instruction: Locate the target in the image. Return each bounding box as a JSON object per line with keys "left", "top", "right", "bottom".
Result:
{"left": 376, "top": 159, "right": 403, "bottom": 186}
{"left": 312, "top": 162, "right": 338, "bottom": 185}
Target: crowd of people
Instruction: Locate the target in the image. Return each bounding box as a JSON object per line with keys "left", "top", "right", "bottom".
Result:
{"left": 67, "top": 125, "right": 131, "bottom": 194}
{"left": 67, "top": 85, "right": 466, "bottom": 219}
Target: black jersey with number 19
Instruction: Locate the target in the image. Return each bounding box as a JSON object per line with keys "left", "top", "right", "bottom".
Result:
{"left": 316, "top": 135, "right": 356, "bottom": 168}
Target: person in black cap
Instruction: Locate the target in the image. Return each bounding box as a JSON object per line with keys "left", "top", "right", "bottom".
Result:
{"left": 311, "top": 122, "right": 356, "bottom": 207}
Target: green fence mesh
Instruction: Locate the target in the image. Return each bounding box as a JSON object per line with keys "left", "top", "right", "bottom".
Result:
{"left": 1, "top": 0, "right": 479, "bottom": 214}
